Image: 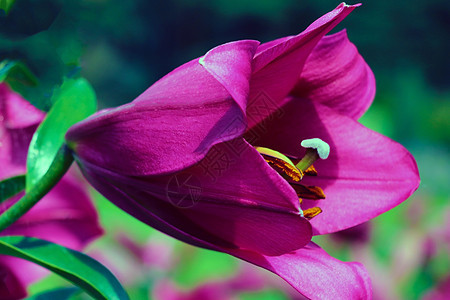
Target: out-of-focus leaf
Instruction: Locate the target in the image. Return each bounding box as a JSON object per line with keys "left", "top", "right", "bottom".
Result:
{"left": 25, "top": 287, "right": 79, "bottom": 300}
{"left": 0, "top": 0, "right": 16, "bottom": 15}
{"left": 0, "top": 175, "right": 25, "bottom": 204}
{"left": 26, "top": 77, "right": 97, "bottom": 191}
{"left": 240, "top": 289, "right": 290, "bottom": 300}
{"left": 0, "top": 59, "right": 53, "bottom": 111}
{"left": 0, "top": 236, "right": 129, "bottom": 300}
{"left": 0, "top": 60, "right": 38, "bottom": 87}
{"left": 174, "top": 246, "right": 238, "bottom": 287}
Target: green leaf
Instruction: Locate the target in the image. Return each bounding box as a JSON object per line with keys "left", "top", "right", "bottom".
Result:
{"left": 0, "top": 0, "right": 16, "bottom": 15}
{"left": 0, "top": 236, "right": 129, "bottom": 300}
{"left": 25, "top": 287, "right": 79, "bottom": 300}
{"left": 26, "top": 78, "right": 97, "bottom": 192}
{"left": 0, "top": 175, "right": 25, "bottom": 204}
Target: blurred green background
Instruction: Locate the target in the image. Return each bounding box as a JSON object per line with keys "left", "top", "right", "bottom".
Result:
{"left": 1, "top": 0, "right": 449, "bottom": 299}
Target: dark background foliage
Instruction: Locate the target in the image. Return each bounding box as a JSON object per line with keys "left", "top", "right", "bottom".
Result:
{"left": 1, "top": 0, "right": 449, "bottom": 145}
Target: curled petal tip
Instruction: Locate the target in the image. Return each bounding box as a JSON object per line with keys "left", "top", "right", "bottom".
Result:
{"left": 341, "top": 2, "right": 362, "bottom": 8}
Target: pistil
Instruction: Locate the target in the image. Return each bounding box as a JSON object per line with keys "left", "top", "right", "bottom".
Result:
{"left": 296, "top": 138, "right": 330, "bottom": 172}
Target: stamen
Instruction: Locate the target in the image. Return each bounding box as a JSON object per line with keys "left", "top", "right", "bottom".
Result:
{"left": 296, "top": 138, "right": 330, "bottom": 172}
{"left": 290, "top": 183, "right": 326, "bottom": 200}
{"left": 256, "top": 147, "right": 303, "bottom": 181}
{"left": 304, "top": 165, "right": 318, "bottom": 176}
{"left": 255, "top": 143, "right": 328, "bottom": 221}
{"left": 303, "top": 207, "right": 322, "bottom": 219}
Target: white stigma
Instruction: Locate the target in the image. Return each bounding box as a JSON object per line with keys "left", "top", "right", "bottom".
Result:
{"left": 301, "top": 138, "right": 330, "bottom": 159}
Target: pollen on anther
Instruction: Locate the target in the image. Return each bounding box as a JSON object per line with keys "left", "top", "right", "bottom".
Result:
{"left": 303, "top": 207, "right": 322, "bottom": 219}
{"left": 304, "top": 165, "right": 318, "bottom": 176}
{"left": 265, "top": 157, "right": 303, "bottom": 181}
{"left": 290, "top": 183, "right": 326, "bottom": 200}
{"left": 256, "top": 147, "right": 303, "bottom": 181}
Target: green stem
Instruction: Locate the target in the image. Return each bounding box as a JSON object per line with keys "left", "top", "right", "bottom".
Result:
{"left": 0, "top": 144, "right": 74, "bottom": 232}
{"left": 295, "top": 148, "right": 319, "bottom": 172}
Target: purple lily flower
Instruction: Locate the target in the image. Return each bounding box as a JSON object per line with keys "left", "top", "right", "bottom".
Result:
{"left": 0, "top": 83, "right": 103, "bottom": 299}
{"left": 66, "top": 3, "right": 419, "bottom": 299}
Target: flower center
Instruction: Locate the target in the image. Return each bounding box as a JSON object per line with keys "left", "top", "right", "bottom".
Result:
{"left": 256, "top": 138, "right": 330, "bottom": 220}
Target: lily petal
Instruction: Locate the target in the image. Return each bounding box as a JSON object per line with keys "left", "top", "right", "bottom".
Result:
{"left": 66, "top": 40, "right": 259, "bottom": 176}
{"left": 0, "top": 84, "right": 44, "bottom": 129}
{"left": 76, "top": 139, "right": 312, "bottom": 256}
{"left": 0, "top": 260, "right": 27, "bottom": 300}
{"left": 248, "top": 3, "right": 359, "bottom": 130}
{"left": 199, "top": 40, "right": 260, "bottom": 114}
{"left": 248, "top": 97, "right": 420, "bottom": 235}
{"left": 78, "top": 161, "right": 225, "bottom": 252}
{"left": 292, "top": 30, "right": 375, "bottom": 119}
{"left": 0, "top": 84, "right": 44, "bottom": 176}
{"left": 231, "top": 242, "right": 372, "bottom": 300}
